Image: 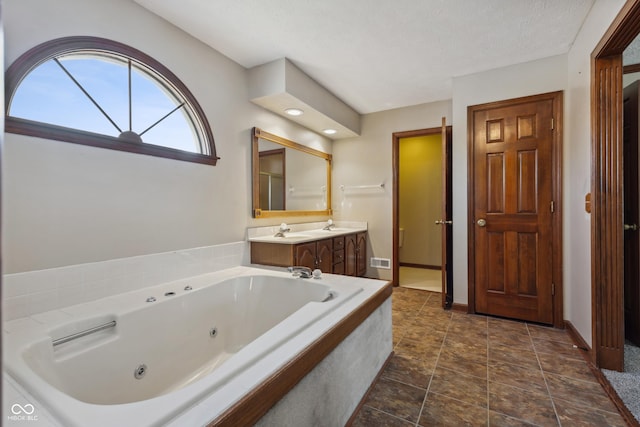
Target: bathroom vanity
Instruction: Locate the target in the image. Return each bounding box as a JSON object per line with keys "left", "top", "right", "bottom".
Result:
{"left": 248, "top": 225, "right": 367, "bottom": 277}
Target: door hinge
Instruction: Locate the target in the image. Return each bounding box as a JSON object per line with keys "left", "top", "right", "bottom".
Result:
{"left": 550, "top": 201, "right": 555, "bottom": 213}
{"left": 552, "top": 283, "right": 555, "bottom": 296}
{"left": 551, "top": 118, "right": 555, "bottom": 130}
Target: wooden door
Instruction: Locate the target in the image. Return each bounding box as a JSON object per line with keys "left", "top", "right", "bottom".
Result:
{"left": 439, "top": 118, "right": 453, "bottom": 308}
{"left": 345, "top": 234, "right": 357, "bottom": 276}
{"left": 316, "top": 239, "right": 333, "bottom": 273}
{"left": 470, "top": 93, "right": 560, "bottom": 325}
{"left": 624, "top": 81, "right": 640, "bottom": 346}
{"left": 295, "top": 242, "right": 316, "bottom": 270}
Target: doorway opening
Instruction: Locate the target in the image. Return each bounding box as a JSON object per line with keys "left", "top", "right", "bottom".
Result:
{"left": 392, "top": 123, "right": 452, "bottom": 308}
{"left": 398, "top": 133, "right": 442, "bottom": 292}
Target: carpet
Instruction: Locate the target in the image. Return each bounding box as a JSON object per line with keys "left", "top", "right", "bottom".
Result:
{"left": 602, "top": 343, "right": 640, "bottom": 422}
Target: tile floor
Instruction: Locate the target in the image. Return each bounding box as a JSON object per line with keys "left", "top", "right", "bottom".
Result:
{"left": 351, "top": 287, "right": 628, "bottom": 426}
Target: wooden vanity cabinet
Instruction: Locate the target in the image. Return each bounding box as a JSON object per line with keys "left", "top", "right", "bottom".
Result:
{"left": 332, "top": 236, "right": 345, "bottom": 274}
{"left": 345, "top": 232, "right": 367, "bottom": 277}
{"left": 250, "top": 232, "right": 367, "bottom": 277}
{"left": 356, "top": 232, "right": 367, "bottom": 276}
{"left": 295, "top": 239, "right": 333, "bottom": 272}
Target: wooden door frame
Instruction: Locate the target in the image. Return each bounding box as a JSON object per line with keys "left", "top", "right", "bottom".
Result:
{"left": 467, "top": 91, "right": 564, "bottom": 328}
{"left": 392, "top": 126, "right": 453, "bottom": 305}
{"left": 591, "top": 0, "right": 640, "bottom": 370}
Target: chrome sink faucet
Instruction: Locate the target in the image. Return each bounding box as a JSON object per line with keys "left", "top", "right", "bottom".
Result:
{"left": 274, "top": 222, "right": 291, "bottom": 237}
{"left": 288, "top": 266, "right": 312, "bottom": 278}
{"left": 322, "top": 219, "right": 335, "bottom": 230}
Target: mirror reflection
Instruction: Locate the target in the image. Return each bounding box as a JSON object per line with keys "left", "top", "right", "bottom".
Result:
{"left": 252, "top": 127, "right": 332, "bottom": 218}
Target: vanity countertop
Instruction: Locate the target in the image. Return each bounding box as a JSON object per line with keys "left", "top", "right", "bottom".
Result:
{"left": 247, "top": 221, "right": 367, "bottom": 245}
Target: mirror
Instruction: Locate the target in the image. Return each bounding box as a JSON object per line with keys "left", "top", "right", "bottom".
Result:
{"left": 252, "top": 127, "right": 332, "bottom": 218}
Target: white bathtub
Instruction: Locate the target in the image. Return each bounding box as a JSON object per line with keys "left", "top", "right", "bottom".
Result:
{"left": 3, "top": 266, "right": 390, "bottom": 427}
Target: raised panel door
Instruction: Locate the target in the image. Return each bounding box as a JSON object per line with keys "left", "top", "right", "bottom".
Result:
{"left": 471, "top": 96, "right": 555, "bottom": 324}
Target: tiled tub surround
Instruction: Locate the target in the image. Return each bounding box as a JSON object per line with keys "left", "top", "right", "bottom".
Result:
{"left": 4, "top": 259, "right": 392, "bottom": 426}
{"left": 3, "top": 242, "right": 249, "bottom": 321}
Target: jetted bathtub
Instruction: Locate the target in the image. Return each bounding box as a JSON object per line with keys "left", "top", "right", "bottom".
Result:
{"left": 2, "top": 266, "right": 389, "bottom": 427}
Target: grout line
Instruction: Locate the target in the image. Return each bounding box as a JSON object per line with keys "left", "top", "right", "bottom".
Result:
{"left": 527, "top": 322, "right": 562, "bottom": 426}
{"left": 485, "top": 315, "right": 490, "bottom": 426}
{"left": 414, "top": 292, "right": 451, "bottom": 427}
{"left": 360, "top": 404, "right": 420, "bottom": 426}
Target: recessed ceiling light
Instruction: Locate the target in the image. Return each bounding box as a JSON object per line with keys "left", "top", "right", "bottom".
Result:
{"left": 285, "top": 108, "right": 304, "bottom": 116}
{"left": 323, "top": 129, "right": 337, "bottom": 135}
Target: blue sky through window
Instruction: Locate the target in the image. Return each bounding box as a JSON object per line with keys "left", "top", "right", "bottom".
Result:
{"left": 9, "top": 53, "right": 199, "bottom": 153}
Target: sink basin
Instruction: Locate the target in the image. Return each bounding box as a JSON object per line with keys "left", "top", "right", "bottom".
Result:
{"left": 277, "top": 234, "right": 314, "bottom": 239}
{"left": 313, "top": 228, "right": 354, "bottom": 233}
{"left": 249, "top": 233, "right": 316, "bottom": 243}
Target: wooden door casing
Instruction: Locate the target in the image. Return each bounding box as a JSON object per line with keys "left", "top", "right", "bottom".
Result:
{"left": 469, "top": 92, "right": 562, "bottom": 326}
{"left": 591, "top": 0, "right": 640, "bottom": 373}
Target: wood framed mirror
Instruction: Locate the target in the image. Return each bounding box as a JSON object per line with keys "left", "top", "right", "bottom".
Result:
{"left": 252, "top": 127, "right": 332, "bottom": 218}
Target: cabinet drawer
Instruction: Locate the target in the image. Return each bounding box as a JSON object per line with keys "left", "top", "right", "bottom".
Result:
{"left": 333, "top": 249, "right": 345, "bottom": 264}
{"left": 333, "top": 236, "right": 345, "bottom": 250}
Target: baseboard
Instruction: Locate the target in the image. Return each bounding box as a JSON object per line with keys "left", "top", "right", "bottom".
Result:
{"left": 344, "top": 351, "right": 394, "bottom": 426}
{"left": 399, "top": 263, "right": 441, "bottom": 270}
{"left": 451, "top": 303, "right": 468, "bottom": 312}
{"left": 564, "top": 320, "right": 591, "bottom": 352}
{"left": 564, "top": 321, "right": 638, "bottom": 426}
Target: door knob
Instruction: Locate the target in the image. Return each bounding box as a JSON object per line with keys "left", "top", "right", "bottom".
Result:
{"left": 477, "top": 219, "right": 487, "bottom": 227}
{"left": 624, "top": 223, "right": 638, "bottom": 231}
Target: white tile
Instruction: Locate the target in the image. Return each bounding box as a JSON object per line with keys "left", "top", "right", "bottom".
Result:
{"left": 31, "top": 310, "right": 73, "bottom": 326}
{"left": 3, "top": 295, "right": 32, "bottom": 321}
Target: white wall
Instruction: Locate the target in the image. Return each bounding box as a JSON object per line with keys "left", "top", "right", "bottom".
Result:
{"left": 3, "top": 0, "right": 331, "bottom": 273}
{"left": 564, "top": 0, "right": 627, "bottom": 346}
{"left": 451, "top": 54, "right": 567, "bottom": 307}
{"left": 332, "top": 101, "right": 452, "bottom": 280}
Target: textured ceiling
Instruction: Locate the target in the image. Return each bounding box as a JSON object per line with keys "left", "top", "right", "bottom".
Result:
{"left": 135, "top": 0, "right": 595, "bottom": 114}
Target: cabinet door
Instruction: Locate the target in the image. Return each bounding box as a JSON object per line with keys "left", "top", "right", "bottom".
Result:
{"left": 333, "top": 236, "right": 345, "bottom": 274}
{"left": 295, "top": 242, "right": 317, "bottom": 270}
{"left": 316, "top": 239, "right": 333, "bottom": 272}
{"left": 356, "top": 232, "right": 367, "bottom": 277}
{"left": 345, "top": 234, "right": 357, "bottom": 276}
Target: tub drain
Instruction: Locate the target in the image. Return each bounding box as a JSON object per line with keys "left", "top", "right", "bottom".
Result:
{"left": 134, "top": 364, "right": 148, "bottom": 380}
{"left": 210, "top": 327, "right": 218, "bottom": 338}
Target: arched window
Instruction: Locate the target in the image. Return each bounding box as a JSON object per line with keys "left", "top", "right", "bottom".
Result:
{"left": 5, "top": 36, "right": 218, "bottom": 165}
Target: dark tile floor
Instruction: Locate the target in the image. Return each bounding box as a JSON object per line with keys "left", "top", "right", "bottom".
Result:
{"left": 351, "top": 287, "right": 628, "bottom": 426}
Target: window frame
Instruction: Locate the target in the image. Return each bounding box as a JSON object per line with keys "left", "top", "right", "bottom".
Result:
{"left": 5, "top": 36, "right": 219, "bottom": 165}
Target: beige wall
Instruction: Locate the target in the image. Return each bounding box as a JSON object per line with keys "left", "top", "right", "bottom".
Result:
{"left": 332, "top": 101, "right": 452, "bottom": 280}
{"left": 2, "top": 0, "right": 332, "bottom": 273}
{"left": 398, "top": 134, "right": 442, "bottom": 266}
{"left": 3, "top": 0, "right": 632, "bottom": 349}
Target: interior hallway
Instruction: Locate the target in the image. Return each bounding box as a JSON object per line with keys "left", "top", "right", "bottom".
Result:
{"left": 350, "top": 287, "right": 628, "bottom": 426}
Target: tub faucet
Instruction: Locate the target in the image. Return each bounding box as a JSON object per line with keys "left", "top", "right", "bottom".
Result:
{"left": 288, "top": 266, "right": 312, "bottom": 278}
